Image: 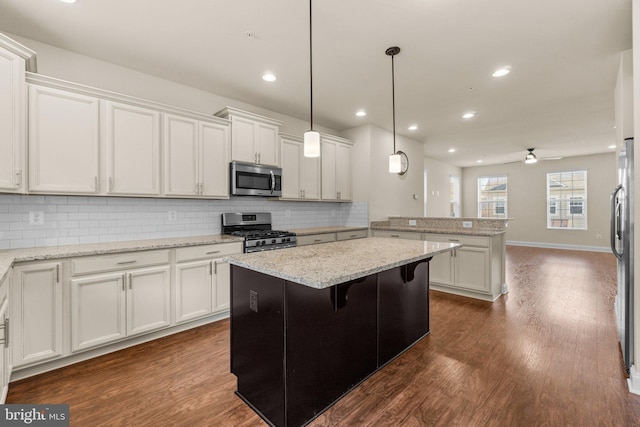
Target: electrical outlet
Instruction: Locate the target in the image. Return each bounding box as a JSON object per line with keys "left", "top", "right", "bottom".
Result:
{"left": 249, "top": 290, "right": 258, "bottom": 313}
{"left": 29, "top": 211, "right": 44, "bottom": 225}
{"left": 596, "top": 234, "right": 602, "bottom": 240}
{"left": 168, "top": 211, "right": 177, "bottom": 221}
{"left": 462, "top": 221, "right": 472, "bottom": 228}
{"left": 408, "top": 220, "right": 417, "bottom": 226}
{"left": 286, "top": 210, "right": 291, "bottom": 217}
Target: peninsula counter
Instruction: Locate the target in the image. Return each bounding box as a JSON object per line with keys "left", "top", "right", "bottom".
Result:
{"left": 226, "top": 237, "right": 459, "bottom": 427}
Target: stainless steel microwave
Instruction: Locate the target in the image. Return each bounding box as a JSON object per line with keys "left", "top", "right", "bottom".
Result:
{"left": 230, "top": 161, "right": 282, "bottom": 197}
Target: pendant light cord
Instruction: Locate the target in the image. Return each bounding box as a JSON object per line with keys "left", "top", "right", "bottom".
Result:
{"left": 391, "top": 52, "right": 396, "bottom": 153}
{"left": 309, "top": 0, "right": 314, "bottom": 131}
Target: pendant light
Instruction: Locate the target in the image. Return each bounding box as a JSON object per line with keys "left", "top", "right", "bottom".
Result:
{"left": 524, "top": 148, "right": 538, "bottom": 164}
{"left": 304, "top": 0, "right": 320, "bottom": 157}
{"left": 386, "top": 46, "right": 402, "bottom": 173}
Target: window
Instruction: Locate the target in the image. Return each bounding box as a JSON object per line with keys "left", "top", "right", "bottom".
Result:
{"left": 478, "top": 175, "right": 507, "bottom": 218}
{"left": 546, "top": 171, "right": 587, "bottom": 229}
{"left": 449, "top": 175, "right": 461, "bottom": 217}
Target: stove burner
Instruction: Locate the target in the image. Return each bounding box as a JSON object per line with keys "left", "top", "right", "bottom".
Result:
{"left": 222, "top": 212, "right": 297, "bottom": 253}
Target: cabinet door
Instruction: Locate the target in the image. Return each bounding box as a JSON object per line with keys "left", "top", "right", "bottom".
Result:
{"left": 230, "top": 116, "right": 257, "bottom": 163}
{"left": 71, "top": 273, "right": 126, "bottom": 352}
{"left": 29, "top": 85, "right": 100, "bottom": 194}
{"left": 321, "top": 141, "right": 337, "bottom": 200}
{"left": 0, "top": 297, "right": 8, "bottom": 403}
{"left": 280, "top": 137, "right": 302, "bottom": 199}
{"left": 105, "top": 101, "right": 161, "bottom": 195}
{"left": 428, "top": 252, "right": 454, "bottom": 287}
{"left": 200, "top": 121, "right": 230, "bottom": 197}
{"left": 256, "top": 122, "right": 279, "bottom": 166}
{"left": 12, "top": 262, "right": 64, "bottom": 367}
{"left": 336, "top": 143, "right": 352, "bottom": 200}
{"left": 163, "top": 114, "right": 199, "bottom": 196}
{"left": 213, "top": 259, "right": 231, "bottom": 312}
{"left": 455, "top": 247, "right": 490, "bottom": 293}
{"left": 0, "top": 48, "right": 25, "bottom": 192}
{"left": 126, "top": 265, "right": 171, "bottom": 336}
{"left": 301, "top": 152, "right": 320, "bottom": 200}
{"left": 175, "top": 260, "right": 213, "bottom": 324}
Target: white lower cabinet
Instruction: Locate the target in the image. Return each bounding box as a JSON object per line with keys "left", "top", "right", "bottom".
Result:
{"left": 71, "top": 265, "right": 170, "bottom": 352}
{"left": 174, "top": 242, "right": 241, "bottom": 324}
{"left": 11, "top": 262, "right": 64, "bottom": 368}
{"left": 429, "top": 246, "right": 489, "bottom": 293}
{"left": 0, "top": 270, "right": 10, "bottom": 403}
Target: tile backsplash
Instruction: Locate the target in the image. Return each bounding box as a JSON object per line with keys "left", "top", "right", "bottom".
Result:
{"left": 0, "top": 195, "right": 368, "bottom": 250}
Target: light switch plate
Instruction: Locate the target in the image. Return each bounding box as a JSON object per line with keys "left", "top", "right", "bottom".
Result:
{"left": 462, "top": 221, "right": 472, "bottom": 228}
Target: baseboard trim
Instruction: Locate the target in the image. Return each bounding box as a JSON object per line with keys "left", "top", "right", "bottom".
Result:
{"left": 506, "top": 240, "right": 611, "bottom": 253}
{"left": 628, "top": 365, "right": 640, "bottom": 395}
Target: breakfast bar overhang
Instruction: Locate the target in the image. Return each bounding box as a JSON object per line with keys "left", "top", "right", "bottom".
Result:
{"left": 227, "top": 237, "right": 459, "bottom": 427}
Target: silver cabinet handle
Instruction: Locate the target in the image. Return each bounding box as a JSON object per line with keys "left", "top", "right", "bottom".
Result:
{"left": 15, "top": 170, "right": 22, "bottom": 188}
{"left": 390, "top": 234, "right": 400, "bottom": 238}
{"left": 128, "top": 273, "right": 132, "bottom": 290}
{"left": 206, "top": 250, "right": 220, "bottom": 255}
{"left": 209, "top": 261, "right": 213, "bottom": 275}
{"left": 314, "top": 239, "right": 323, "bottom": 242}
{"left": 0, "top": 318, "right": 8, "bottom": 348}
{"left": 448, "top": 238, "right": 460, "bottom": 242}
{"left": 214, "top": 261, "right": 218, "bottom": 275}
{"left": 117, "top": 260, "right": 137, "bottom": 265}
{"left": 56, "top": 265, "right": 60, "bottom": 283}
{"left": 122, "top": 274, "right": 126, "bottom": 291}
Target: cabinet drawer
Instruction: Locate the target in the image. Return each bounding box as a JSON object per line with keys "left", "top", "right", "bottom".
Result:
{"left": 372, "top": 230, "right": 422, "bottom": 240}
{"left": 336, "top": 229, "right": 368, "bottom": 241}
{"left": 423, "top": 233, "right": 489, "bottom": 248}
{"left": 297, "top": 233, "right": 336, "bottom": 246}
{"left": 175, "top": 242, "right": 243, "bottom": 262}
{"left": 72, "top": 250, "right": 170, "bottom": 276}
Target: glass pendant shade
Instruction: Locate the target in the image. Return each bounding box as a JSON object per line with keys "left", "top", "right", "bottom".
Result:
{"left": 304, "top": 130, "right": 320, "bottom": 157}
{"left": 524, "top": 152, "right": 537, "bottom": 164}
{"left": 389, "top": 152, "right": 402, "bottom": 173}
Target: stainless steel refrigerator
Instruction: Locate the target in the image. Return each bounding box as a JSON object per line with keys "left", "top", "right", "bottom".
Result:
{"left": 611, "top": 136, "right": 634, "bottom": 373}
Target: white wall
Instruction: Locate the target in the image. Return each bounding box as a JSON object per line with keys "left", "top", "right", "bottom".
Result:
{"left": 6, "top": 32, "right": 339, "bottom": 138}
{"left": 461, "top": 152, "right": 615, "bottom": 249}
{"left": 424, "top": 157, "right": 462, "bottom": 217}
{"left": 344, "top": 124, "right": 423, "bottom": 221}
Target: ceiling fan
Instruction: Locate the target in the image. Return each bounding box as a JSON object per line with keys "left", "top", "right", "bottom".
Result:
{"left": 508, "top": 148, "right": 562, "bottom": 164}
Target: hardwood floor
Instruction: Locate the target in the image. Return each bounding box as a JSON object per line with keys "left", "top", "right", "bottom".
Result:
{"left": 8, "top": 246, "right": 640, "bottom": 426}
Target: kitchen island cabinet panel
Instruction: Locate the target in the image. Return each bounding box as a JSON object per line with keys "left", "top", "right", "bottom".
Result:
{"left": 285, "top": 276, "right": 378, "bottom": 427}
{"left": 231, "top": 267, "right": 285, "bottom": 427}
{"left": 378, "top": 259, "right": 430, "bottom": 366}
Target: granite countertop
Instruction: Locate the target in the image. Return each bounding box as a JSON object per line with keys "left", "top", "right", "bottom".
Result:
{"left": 226, "top": 237, "right": 460, "bottom": 289}
{"left": 289, "top": 226, "right": 369, "bottom": 236}
{"left": 0, "top": 235, "right": 244, "bottom": 283}
{"left": 370, "top": 224, "right": 505, "bottom": 237}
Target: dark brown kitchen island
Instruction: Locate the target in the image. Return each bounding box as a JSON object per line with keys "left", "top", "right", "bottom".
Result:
{"left": 227, "top": 237, "right": 459, "bottom": 427}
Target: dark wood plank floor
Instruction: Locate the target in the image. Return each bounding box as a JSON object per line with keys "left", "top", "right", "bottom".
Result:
{"left": 8, "top": 246, "right": 640, "bottom": 426}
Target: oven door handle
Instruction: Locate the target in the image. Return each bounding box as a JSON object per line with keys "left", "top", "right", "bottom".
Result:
{"left": 269, "top": 170, "right": 275, "bottom": 194}
{"left": 610, "top": 184, "right": 623, "bottom": 260}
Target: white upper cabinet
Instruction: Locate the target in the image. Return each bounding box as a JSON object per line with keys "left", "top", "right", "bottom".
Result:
{"left": 215, "top": 107, "right": 283, "bottom": 167}
{"left": 163, "top": 114, "right": 230, "bottom": 198}
{"left": 29, "top": 85, "right": 100, "bottom": 194}
{"left": 280, "top": 134, "right": 320, "bottom": 200}
{"left": 321, "top": 135, "right": 353, "bottom": 201}
{"left": 0, "top": 34, "right": 34, "bottom": 193}
{"left": 105, "top": 101, "right": 161, "bottom": 196}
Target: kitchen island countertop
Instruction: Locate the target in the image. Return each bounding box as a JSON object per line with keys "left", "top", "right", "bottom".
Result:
{"left": 226, "top": 236, "right": 459, "bottom": 289}
{"left": 0, "top": 234, "right": 244, "bottom": 283}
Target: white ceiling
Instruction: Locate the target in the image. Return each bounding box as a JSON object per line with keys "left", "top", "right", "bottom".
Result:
{"left": 0, "top": 0, "right": 632, "bottom": 167}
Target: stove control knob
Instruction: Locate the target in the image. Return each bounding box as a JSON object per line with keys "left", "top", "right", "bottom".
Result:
{"left": 272, "top": 239, "right": 276, "bottom": 244}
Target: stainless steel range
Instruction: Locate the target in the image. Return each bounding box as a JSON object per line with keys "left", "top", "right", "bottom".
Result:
{"left": 222, "top": 212, "right": 296, "bottom": 253}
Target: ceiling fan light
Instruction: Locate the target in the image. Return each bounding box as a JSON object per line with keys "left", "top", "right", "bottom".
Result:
{"left": 524, "top": 152, "right": 538, "bottom": 164}
{"left": 389, "top": 153, "right": 402, "bottom": 173}
{"left": 304, "top": 130, "right": 320, "bottom": 157}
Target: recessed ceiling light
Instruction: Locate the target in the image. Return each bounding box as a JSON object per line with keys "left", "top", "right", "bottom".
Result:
{"left": 462, "top": 112, "right": 475, "bottom": 119}
{"left": 408, "top": 125, "right": 418, "bottom": 131}
{"left": 356, "top": 110, "right": 366, "bottom": 117}
{"left": 492, "top": 67, "right": 510, "bottom": 77}
{"left": 609, "top": 144, "right": 616, "bottom": 149}
{"left": 262, "top": 73, "right": 276, "bottom": 82}
{"left": 60, "top": 0, "right": 77, "bottom": 3}
{"left": 448, "top": 148, "right": 456, "bottom": 153}
{"left": 476, "top": 159, "right": 483, "bottom": 163}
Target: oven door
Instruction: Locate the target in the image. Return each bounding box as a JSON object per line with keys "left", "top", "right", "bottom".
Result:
{"left": 230, "top": 161, "right": 282, "bottom": 197}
